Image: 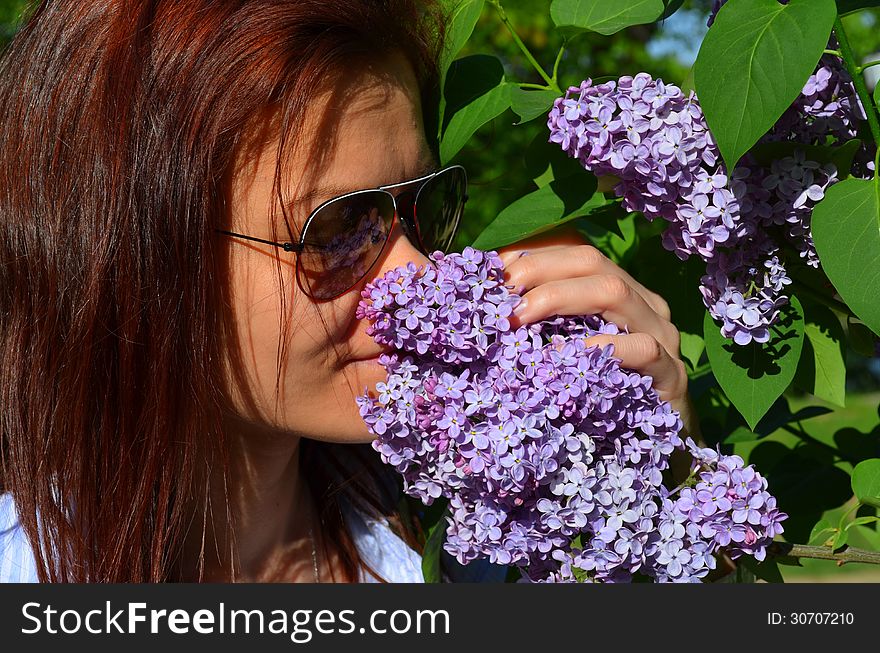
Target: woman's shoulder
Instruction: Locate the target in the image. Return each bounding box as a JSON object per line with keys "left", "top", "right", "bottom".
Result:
{"left": 0, "top": 492, "right": 507, "bottom": 583}
{"left": 340, "top": 497, "right": 509, "bottom": 584}
{"left": 0, "top": 493, "right": 40, "bottom": 583}
{"left": 0, "top": 490, "right": 430, "bottom": 584}
{"left": 340, "top": 497, "right": 425, "bottom": 583}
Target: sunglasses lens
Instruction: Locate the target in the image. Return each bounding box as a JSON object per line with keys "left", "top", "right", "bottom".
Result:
{"left": 297, "top": 191, "right": 395, "bottom": 299}
{"left": 414, "top": 166, "right": 466, "bottom": 253}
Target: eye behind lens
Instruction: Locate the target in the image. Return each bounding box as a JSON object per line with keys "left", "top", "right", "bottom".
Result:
{"left": 296, "top": 190, "right": 396, "bottom": 300}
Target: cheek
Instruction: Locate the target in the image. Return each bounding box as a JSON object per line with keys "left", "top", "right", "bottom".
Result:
{"left": 224, "top": 249, "right": 386, "bottom": 439}
{"left": 223, "top": 253, "right": 314, "bottom": 413}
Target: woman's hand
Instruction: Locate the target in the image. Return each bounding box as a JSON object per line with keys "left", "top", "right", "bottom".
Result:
{"left": 496, "top": 228, "right": 701, "bottom": 443}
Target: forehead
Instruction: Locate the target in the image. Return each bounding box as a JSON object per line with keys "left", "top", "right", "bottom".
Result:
{"left": 297, "top": 53, "right": 433, "bottom": 190}
{"left": 229, "top": 53, "right": 434, "bottom": 236}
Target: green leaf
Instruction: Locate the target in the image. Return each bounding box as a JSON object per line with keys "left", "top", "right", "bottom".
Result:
{"left": 723, "top": 426, "right": 760, "bottom": 444}
{"left": 549, "top": 0, "right": 665, "bottom": 36}
{"left": 832, "top": 525, "right": 849, "bottom": 551}
{"left": 510, "top": 87, "right": 560, "bottom": 125}
{"left": 694, "top": 0, "right": 837, "bottom": 171}
{"left": 836, "top": 0, "right": 880, "bottom": 15}
{"left": 812, "top": 177, "right": 880, "bottom": 337}
{"left": 874, "top": 77, "right": 880, "bottom": 109}
{"left": 443, "top": 55, "right": 504, "bottom": 124}
{"left": 575, "top": 202, "right": 628, "bottom": 239}
{"left": 794, "top": 301, "right": 847, "bottom": 407}
{"left": 848, "top": 318, "right": 878, "bottom": 357}
{"left": 576, "top": 210, "right": 639, "bottom": 265}
{"left": 421, "top": 506, "right": 449, "bottom": 583}
{"left": 437, "top": 0, "right": 486, "bottom": 141}
{"left": 846, "top": 515, "right": 880, "bottom": 530}
{"left": 680, "top": 332, "right": 705, "bottom": 371}
{"left": 471, "top": 174, "right": 604, "bottom": 249}
{"left": 854, "top": 523, "right": 880, "bottom": 549}
{"left": 739, "top": 557, "right": 783, "bottom": 583}
{"left": 524, "top": 131, "right": 586, "bottom": 188}
{"left": 808, "top": 518, "right": 836, "bottom": 546}
{"left": 660, "top": 0, "right": 686, "bottom": 20}
{"left": 439, "top": 0, "right": 485, "bottom": 74}
{"left": 852, "top": 459, "right": 880, "bottom": 508}
{"left": 748, "top": 139, "right": 862, "bottom": 181}
{"left": 441, "top": 82, "right": 511, "bottom": 163}
{"left": 722, "top": 399, "right": 831, "bottom": 443}
{"left": 440, "top": 55, "right": 512, "bottom": 164}
{"left": 704, "top": 296, "right": 805, "bottom": 430}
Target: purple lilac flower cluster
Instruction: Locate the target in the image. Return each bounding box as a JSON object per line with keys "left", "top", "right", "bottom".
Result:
{"left": 546, "top": 439, "right": 785, "bottom": 582}
{"left": 546, "top": 73, "right": 853, "bottom": 345}
{"left": 547, "top": 74, "right": 801, "bottom": 345}
{"left": 768, "top": 54, "right": 867, "bottom": 151}
{"left": 356, "top": 249, "right": 786, "bottom": 582}
{"left": 545, "top": 2, "right": 869, "bottom": 347}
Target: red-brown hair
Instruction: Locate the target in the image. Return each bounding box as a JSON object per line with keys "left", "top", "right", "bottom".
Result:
{"left": 0, "top": 0, "right": 444, "bottom": 582}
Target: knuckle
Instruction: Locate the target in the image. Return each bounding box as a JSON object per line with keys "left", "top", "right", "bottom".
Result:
{"left": 653, "top": 295, "right": 672, "bottom": 320}
{"left": 673, "top": 359, "right": 689, "bottom": 394}
{"left": 515, "top": 252, "right": 539, "bottom": 278}
{"left": 575, "top": 244, "right": 605, "bottom": 270}
{"left": 634, "top": 332, "right": 664, "bottom": 362}
{"left": 674, "top": 357, "right": 687, "bottom": 378}
{"left": 599, "top": 274, "right": 630, "bottom": 304}
{"left": 663, "top": 320, "right": 681, "bottom": 352}
{"left": 524, "top": 287, "right": 550, "bottom": 315}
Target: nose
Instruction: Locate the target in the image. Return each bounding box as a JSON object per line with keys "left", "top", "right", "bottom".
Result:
{"left": 391, "top": 189, "right": 423, "bottom": 250}
{"left": 373, "top": 211, "right": 430, "bottom": 279}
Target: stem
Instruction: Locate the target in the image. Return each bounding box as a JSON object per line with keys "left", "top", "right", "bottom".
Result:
{"left": 778, "top": 424, "right": 846, "bottom": 462}
{"left": 552, "top": 42, "right": 566, "bottom": 85}
{"left": 488, "top": 0, "right": 560, "bottom": 93}
{"left": 875, "top": 140, "right": 880, "bottom": 175}
{"left": 858, "top": 59, "right": 880, "bottom": 72}
{"left": 824, "top": 49, "right": 843, "bottom": 57}
{"left": 687, "top": 362, "right": 713, "bottom": 380}
{"left": 790, "top": 280, "right": 855, "bottom": 318}
{"left": 668, "top": 468, "right": 699, "bottom": 497}
{"left": 837, "top": 501, "right": 861, "bottom": 532}
{"left": 768, "top": 542, "right": 880, "bottom": 566}
{"left": 518, "top": 82, "right": 552, "bottom": 90}
{"left": 834, "top": 15, "right": 880, "bottom": 175}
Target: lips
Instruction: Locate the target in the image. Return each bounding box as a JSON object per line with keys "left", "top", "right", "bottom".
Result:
{"left": 349, "top": 348, "right": 394, "bottom": 363}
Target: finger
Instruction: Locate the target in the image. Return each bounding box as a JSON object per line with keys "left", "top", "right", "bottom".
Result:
{"left": 581, "top": 332, "right": 689, "bottom": 402}
{"left": 495, "top": 224, "right": 589, "bottom": 263}
{"left": 500, "top": 244, "right": 672, "bottom": 321}
{"left": 511, "top": 275, "right": 681, "bottom": 358}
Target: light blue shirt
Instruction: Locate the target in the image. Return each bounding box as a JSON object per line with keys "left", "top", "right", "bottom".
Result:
{"left": 0, "top": 493, "right": 505, "bottom": 583}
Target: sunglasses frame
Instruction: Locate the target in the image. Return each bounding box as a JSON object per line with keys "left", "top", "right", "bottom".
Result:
{"left": 217, "top": 164, "right": 467, "bottom": 300}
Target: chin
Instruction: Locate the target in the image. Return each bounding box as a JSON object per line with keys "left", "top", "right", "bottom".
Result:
{"left": 312, "top": 390, "right": 382, "bottom": 446}
{"left": 344, "top": 356, "right": 388, "bottom": 392}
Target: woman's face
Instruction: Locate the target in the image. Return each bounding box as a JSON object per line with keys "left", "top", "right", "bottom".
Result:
{"left": 224, "top": 52, "right": 434, "bottom": 443}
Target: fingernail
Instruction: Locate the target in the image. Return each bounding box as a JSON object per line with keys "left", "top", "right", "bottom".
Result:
{"left": 513, "top": 298, "right": 528, "bottom": 317}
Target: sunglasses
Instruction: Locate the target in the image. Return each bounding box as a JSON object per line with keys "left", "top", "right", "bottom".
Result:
{"left": 218, "top": 164, "right": 467, "bottom": 300}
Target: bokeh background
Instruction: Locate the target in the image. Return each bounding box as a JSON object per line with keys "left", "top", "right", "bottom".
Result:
{"left": 1, "top": 0, "right": 878, "bottom": 581}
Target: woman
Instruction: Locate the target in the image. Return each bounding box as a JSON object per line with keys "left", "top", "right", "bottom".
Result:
{"left": 0, "top": 0, "right": 697, "bottom": 583}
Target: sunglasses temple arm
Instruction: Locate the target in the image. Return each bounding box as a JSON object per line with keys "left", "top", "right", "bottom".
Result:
{"left": 215, "top": 229, "right": 301, "bottom": 252}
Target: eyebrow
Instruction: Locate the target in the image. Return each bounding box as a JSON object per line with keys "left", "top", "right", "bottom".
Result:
{"left": 288, "top": 156, "right": 439, "bottom": 210}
